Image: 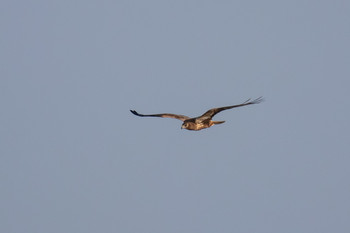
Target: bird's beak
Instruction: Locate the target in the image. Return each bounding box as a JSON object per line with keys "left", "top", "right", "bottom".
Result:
{"left": 181, "top": 125, "right": 184, "bottom": 129}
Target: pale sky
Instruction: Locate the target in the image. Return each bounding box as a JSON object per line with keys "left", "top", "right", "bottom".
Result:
{"left": 1, "top": 1, "right": 350, "bottom": 233}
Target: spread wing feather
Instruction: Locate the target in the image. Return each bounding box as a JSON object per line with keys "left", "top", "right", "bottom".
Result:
{"left": 199, "top": 97, "right": 264, "bottom": 119}
{"left": 130, "top": 110, "right": 190, "bottom": 122}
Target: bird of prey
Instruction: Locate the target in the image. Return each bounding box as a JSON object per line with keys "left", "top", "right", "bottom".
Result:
{"left": 130, "top": 97, "right": 263, "bottom": 131}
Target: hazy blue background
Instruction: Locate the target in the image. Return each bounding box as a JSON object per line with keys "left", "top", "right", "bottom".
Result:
{"left": 1, "top": 1, "right": 350, "bottom": 233}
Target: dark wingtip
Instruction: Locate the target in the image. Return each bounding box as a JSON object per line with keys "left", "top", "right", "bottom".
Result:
{"left": 130, "top": 110, "right": 143, "bottom": 117}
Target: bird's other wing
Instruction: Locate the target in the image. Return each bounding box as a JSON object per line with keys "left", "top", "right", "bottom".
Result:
{"left": 199, "top": 97, "right": 264, "bottom": 119}
{"left": 130, "top": 110, "right": 190, "bottom": 122}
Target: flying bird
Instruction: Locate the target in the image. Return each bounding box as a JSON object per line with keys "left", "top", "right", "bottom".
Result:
{"left": 130, "top": 97, "right": 264, "bottom": 131}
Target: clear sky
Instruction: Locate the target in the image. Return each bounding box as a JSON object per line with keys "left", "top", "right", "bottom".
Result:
{"left": 1, "top": 1, "right": 350, "bottom": 233}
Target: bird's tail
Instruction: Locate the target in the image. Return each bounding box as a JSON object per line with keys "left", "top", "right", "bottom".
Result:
{"left": 212, "top": 121, "right": 225, "bottom": 125}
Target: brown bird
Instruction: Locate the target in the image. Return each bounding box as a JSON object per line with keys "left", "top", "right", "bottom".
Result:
{"left": 130, "top": 97, "right": 263, "bottom": 131}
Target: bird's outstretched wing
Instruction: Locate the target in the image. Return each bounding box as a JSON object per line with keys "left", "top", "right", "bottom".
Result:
{"left": 199, "top": 97, "right": 264, "bottom": 119}
{"left": 130, "top": 110, "right": 190, "bottom": 122}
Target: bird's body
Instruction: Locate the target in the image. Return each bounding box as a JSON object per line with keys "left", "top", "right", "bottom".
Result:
{"left": 130, "top": 97, "right": 263, "bottom": 131}
{"left": 181, "top": 118, "right": 225, "bottom": 130}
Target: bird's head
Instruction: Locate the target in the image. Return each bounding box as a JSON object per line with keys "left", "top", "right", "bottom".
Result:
{"left": 181, "top": 122, "right": 189, "bottom": 130}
